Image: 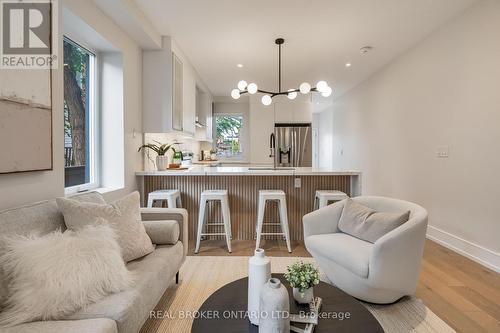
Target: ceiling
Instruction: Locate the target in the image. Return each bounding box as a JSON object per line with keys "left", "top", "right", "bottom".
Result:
{"left": 134, "top": 0, "right": 479, "bottom": 99}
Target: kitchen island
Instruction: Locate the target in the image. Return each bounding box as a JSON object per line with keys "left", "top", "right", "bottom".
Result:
{"left": 136, "top": 167, "right": 361, "bottom": 241}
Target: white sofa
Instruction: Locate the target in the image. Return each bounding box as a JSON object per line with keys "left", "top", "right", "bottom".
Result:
{"left": 0, "top": 192, "right": 188, "bottom": 333}
{"left": 303, "top": 196, "right": 428, "bottom": 304}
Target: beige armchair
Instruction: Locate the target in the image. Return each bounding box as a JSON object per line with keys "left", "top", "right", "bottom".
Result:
{"left": 303, "top": 196, "right": 428, "bottom": 304}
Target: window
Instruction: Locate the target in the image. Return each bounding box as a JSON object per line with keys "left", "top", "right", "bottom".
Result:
{"left": 214, "top": 114, "right": 244, "bottom": 160}
{"left": 63, "top": 37, "right": 98, "bottom": 191}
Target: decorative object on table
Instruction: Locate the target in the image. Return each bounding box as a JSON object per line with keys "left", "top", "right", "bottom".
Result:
{"left": 290, "top": 297, "right": 323, "bottom": 333}
{"left": 230, "top": 38, "right": 332, "bottom": 106}
{"left": 210, "top": 149, "right": 217, "bottom": 160}
{"left": 284, "top": 261, "right": 320, "bottom": 304}
{"left": 248, "top": 248, "right": 271, "bottom": 325}
{"left": 138, "top": 141, "right": 174, "bottom": 171}
{"left": 259, "top": 278, "right": 290, "bottom": 333}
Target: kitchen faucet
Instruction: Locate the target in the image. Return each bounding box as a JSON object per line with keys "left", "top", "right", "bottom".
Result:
{"left": 269, "top": 133, "right": 276, "bottom": 168}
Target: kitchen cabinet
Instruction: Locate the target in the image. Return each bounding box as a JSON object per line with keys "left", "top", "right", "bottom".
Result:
{"left": 195, "top": 88, "right": 213, "bottom": 142}
{"left": 274, "top": 100, "right": 313, "bottom": 124}
{"left": 142, "top": 36, "right": 198, "bottom": 135}
{"left": 172, "top": 53, "right": 183, "bottom": 131}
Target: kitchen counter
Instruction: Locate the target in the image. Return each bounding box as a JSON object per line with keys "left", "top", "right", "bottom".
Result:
{"left": 136, "top": 167, "right": 362, "bottom": 242}
{"left": 136, "top": 166, "right": 361, "bottom": 176}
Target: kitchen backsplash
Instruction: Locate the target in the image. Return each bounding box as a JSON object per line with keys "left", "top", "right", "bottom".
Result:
{"left": 143, "top": 133, "right": 212, "bottom": 171}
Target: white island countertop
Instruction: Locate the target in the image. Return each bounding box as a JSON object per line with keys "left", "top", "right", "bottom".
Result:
{"left": 135, "top": 166, "right": 362, "bottom": 176}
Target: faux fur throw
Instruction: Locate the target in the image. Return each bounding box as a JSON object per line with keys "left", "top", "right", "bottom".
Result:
{"left": 0, "top": 224, "right": 133, "bottom": 327}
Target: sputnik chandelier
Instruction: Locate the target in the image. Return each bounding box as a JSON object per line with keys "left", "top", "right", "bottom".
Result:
{"left": 231, "top": 38, "right": 332, "bottom": 105}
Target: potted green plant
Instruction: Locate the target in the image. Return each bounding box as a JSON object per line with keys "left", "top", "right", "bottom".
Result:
{"left": 138, "top": 141, "right": 174, "bottom": 171}
{"left": 284, "top": 261, "right": 320, "bottom": 304}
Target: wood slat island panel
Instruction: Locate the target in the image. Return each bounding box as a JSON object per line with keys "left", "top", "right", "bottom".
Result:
{"left": 142, "top": 175, "right": 352, "bottom": 241}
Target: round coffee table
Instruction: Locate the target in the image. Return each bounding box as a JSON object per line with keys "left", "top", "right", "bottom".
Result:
{"left": 192, "top": 273, "right": 384, "bottom": 332}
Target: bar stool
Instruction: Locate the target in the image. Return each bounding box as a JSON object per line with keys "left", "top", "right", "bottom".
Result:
{"left": 147, "top": 189, "right": 182, "bottom": 208}
{"left": 195, "top": 190, "right": 232, "bottom": 253}
{"left": 256, "top": 190, "right": 291, "bottom": 253}
{"left": 314, "top": 190, "right": 348, "bottom": 209}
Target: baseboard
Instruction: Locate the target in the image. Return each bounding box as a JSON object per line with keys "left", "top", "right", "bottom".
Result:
{"left": 426, "top": 226, "right": 500, "bottom": 273}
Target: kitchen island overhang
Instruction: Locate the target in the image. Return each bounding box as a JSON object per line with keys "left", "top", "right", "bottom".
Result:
{"left": 136, "top": 167, "right": 361, "bottom": 242}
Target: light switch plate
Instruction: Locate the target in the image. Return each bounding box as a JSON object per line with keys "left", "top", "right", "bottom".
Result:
{"left": 294, "top": 178, "right": 301, "bottom": 188}
{"left": 436, "top": 145, "right": 450, "bottom": 158}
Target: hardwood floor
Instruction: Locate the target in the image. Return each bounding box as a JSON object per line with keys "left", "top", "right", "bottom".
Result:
{"left": 188, "top": 239, "right": 500, "bottom": 333}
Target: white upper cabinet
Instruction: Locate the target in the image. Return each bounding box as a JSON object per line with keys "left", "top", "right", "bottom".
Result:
{"left": 195, "top": 88, "right": 213, "bottom": 142}
{"left": 143, "top": 36, "right": 211, "bottom": 135}
{"left": 274, "top": 96, "right": 313, "bottom": 124}
{"left": 172, "top": 53, "right": 183, "bottom": 131}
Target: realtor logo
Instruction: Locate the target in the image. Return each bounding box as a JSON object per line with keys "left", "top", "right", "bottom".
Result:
{"left": 1, "top": 0, "right": 58, "bottom": 69}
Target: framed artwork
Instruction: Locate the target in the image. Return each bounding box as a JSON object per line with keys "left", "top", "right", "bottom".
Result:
{"left": 0, "top": 0, "right": 54, "bottom": 173}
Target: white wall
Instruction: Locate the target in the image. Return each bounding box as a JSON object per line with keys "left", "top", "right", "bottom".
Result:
{"left": 316, "top": 110, "right": 334, "bottom": 169}
{"left": 331, "top": 0, "right": 500, "bottom": 271}
{"left": 0, "top": 0, "right": 144, "bottom": 210}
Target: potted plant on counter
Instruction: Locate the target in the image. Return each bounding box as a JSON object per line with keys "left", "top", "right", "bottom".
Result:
{"left": 138, "top": 141, "right": 174, "bottom": 171}
{"left": 284, "top": 261, "right": 320, "bottom": 304}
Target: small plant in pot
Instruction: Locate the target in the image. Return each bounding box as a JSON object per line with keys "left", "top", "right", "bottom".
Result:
{"left": 284, "top": 261, "right": 320, "bottom": 304}
{"left": 138, "top": 141, "right": 174, "bottom": 171}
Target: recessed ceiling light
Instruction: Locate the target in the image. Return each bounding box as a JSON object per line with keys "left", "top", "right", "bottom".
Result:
{"left": 345, "top": 63, "right": 352, "bottom": 68}
{"left": 237, "top": 64, "right": 243, "bottom": 68}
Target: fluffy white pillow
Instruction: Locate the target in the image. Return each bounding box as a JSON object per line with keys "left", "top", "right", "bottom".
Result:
{"left": 57, "top": 191, "right": 154, "bottom": 262}
{"left": 0, "top": 224, "right": 133, "bottom": 327}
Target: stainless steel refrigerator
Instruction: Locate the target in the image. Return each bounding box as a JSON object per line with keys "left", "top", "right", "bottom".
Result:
{"left": 274, "top": 123, "right": 312, "bottom": 167}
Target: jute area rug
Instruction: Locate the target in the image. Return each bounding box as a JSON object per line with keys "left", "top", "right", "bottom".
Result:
{"left": 140, "top": 256, "right": 455, "bottom": 333}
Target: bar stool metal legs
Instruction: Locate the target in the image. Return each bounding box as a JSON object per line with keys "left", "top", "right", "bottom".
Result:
{"left": 256, "top": 190, "right": 291, "bottom": 253}
{"left": 195, "top": 190, "right": 232, "bottom": 254}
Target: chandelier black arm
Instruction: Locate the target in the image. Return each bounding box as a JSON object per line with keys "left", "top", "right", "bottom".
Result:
{"left": 239, "top": 87, "right": 318, "bottom": 98}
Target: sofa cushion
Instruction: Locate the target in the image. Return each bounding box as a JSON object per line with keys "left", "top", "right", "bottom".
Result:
{"left": 338, "top": 198, "right": 410, "bottom": 243}
{"left": 0, "top": 225, "right": 133, "bottom": 327}
{"left": 305, "top": 233, "right": 372, "bottom": 278}
{"left": 68, "top": 243, "right": 184, "bottom": 333}
{"left": 3, "top": 318, "right": 117, "bottom": 333}
{"left": 143, "top": 220, "right": 179, "bottom": 245}
{"left": 57, "top": 192, "right": 154, "bottom": 262}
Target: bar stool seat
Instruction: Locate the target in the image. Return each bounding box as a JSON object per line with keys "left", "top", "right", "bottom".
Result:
{"left": 195, "top": 190, "right": 232, "bottom": 253}
{"left": 314, "top": 190, "right": 348, "bottom": 209}
{"left": 147, "top": 189, "right": 182, "bottom": 208}
{"left": 256, "top": 190, "right": 291, "bottom": 253}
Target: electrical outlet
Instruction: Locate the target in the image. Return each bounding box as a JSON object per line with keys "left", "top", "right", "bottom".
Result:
{"left": 294, "top": 178, "right": 301, "bottom": 188}
{"left": 436, "top": 145, "right": 449, "bottom": 158}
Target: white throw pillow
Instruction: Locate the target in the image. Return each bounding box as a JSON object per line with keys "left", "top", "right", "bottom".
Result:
{"left": 57, "top": 191, "right": 154, "bottom": 262}
{"left": 0, "top": 224, "right": 133, "bottom": 327}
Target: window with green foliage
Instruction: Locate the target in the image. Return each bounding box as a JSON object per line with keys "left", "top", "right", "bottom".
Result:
{"left": 63, "top": 37, "right": 97, "bottom": 190}
{"left": 214, "top": 115, "right": 243, "bottom": 159}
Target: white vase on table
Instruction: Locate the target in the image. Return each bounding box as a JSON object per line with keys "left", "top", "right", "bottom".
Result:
{"left": 248, "top": 248, "right": 271, "bottom": 325}
{"left": 259, "top": 278, "right": 290, "bottom": 333}
{"left": 293, "top": 287, "right": 314, "bottom": 304}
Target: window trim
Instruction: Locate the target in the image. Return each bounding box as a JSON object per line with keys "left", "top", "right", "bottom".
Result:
{"left": 213, "top": 112, "right": 248, "bottom": 162}
{"left": 64, "top": 36, "right": 100, "bottom": 195}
